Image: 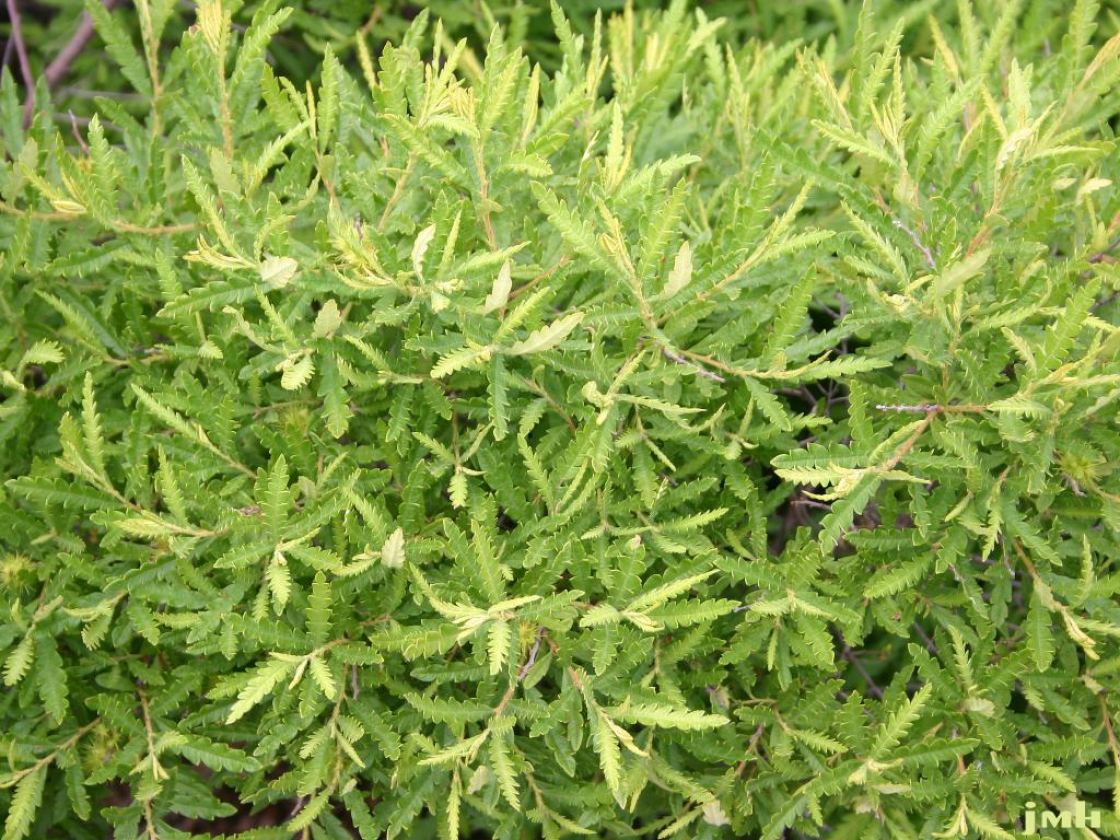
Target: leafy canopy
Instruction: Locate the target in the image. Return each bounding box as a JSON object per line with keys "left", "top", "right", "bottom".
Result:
{"left": 1, "top": 0, "right": 1119, "bottom": 838}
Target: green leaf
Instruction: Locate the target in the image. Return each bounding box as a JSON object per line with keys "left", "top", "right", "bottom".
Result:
{"left": 628, "top": 571, "right": 715, "bottom": 613}
{"left": 177, "top": 737, "right": 262, "bottom": 773}
{"left": 592, "top": 712, "right": 623, "bottom": 798}
{"left": 432, "top": 345, "right": 492, "bottom": 379}
{"left": 1027, "top": 591, "right": 1056, "bottom": 671}
{"left": 611, "top": 703, "right": 728, "bottom": 731}
{"left": 488, "top": 730, "right": 521, "bottom": 810}
{"left": 266, "top": 551, "right": 292, "bottom": 614}
{"left": 3, "top": 636, "right": 34, "bottom": 687}
{"left": 488, "top": 619, "right": 511, "bottom": 676}
{"left": 420, "top": 729, "right": 490, "bottom": 766}
{"left": 309, "top": 655, "right": 337, "bottom": 700}
{"left": 226, "top": 657, "right": 294, "bottom": 724}
{"left": 405, "top": 693, "right": 493, "bottom": 724}
{"left": 318, "top": 353, "right": 352, "bottom": 438}
{"left": 85, "top": 0, "right": 152, "bottom": 97}
{"left": 507, "top": 312, "right": 584, "bottom": 356}
{"left": 307, "top": 572, "right": 333, "bottom": 646}
{"left": 871, "top": 684, "right": 933, "bottom": 760}
{"left": 3, "top": 765, "right": 46, "bottom": 840}
{"left": 34, "top": 634, "right": 68, "bottom": 722}
{"left": 864, "top": 555, "right": 931, "bottom": 599}
{"left": 381, "top": 527, "right": 406, "bottom": 569}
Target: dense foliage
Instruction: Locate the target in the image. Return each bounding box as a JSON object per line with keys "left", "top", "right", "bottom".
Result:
{"left": 2, "top": 1, "right": 1120, "bottom": 838}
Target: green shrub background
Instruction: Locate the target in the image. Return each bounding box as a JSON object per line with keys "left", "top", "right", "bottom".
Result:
{"left": 2, "top": 1, "right": 1120, "bottom": 838}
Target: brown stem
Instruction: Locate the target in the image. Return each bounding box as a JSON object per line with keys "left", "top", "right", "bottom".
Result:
{"left": 733, "top": 723, "right": 767, "bottom": 778}
{"left": 1101, "top": 696, "right": 1120, "bottom": 776}
{"left": 676, "top": 348, "right": 746, "bottom": 380}
{"left": 6, "top": 0, "right": 34, "bottom": 127}
{"left": 664, "top": 347, "right": 727, "bottom": 383}
{"left": 5, "top": 721, "right": 100, "bottom": 784}
{"left": 44, "top": 1, "right": 124, "bottom": 91}
{"left": 68, "top": 111, "right": 89, "bottom": 152}
{"left": 892, "top": 218, "right": 937, "bottom": 270}
{"left": 875, "top": 403, "right": 986, "bottom": 414}
{"left": 912, "top": 622, "right": 939, "bottom": 654}
{"left": 515, "top": 374, "right": 577, "bottom": 432}
{"left": 494, "top": 627, "right": 546, "bottom": 716}
{"left": 517, "top": 627, "right": 545, "bottom": 680}
{"left": 1088, "top": 233, "right": 1120, "bottom": 265}
{"left": 834, "top": 630, "right": 884, "bottom": 699}
{"left": 378, "top": 153, "right": 416, "bottom": 232}
{"left": 545, "top": 635, "right": 585, "bottom": 691}
{"left": 507, "top": 255, "right": 570, "bottom": 304}
{"left": 878, "top": 414, "right": 934, "bottom": 473}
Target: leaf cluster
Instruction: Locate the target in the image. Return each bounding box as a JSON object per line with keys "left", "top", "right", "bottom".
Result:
{"left": 1, "top": 1, "right": 1120, "bottom": 839}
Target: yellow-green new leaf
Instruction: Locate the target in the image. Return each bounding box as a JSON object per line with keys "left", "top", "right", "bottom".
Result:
{"left": 611, "top": 703, "right": 729, "bottom": 731}
{"left": 507, "top": 312, "right": 584, "bottom": 355}
{"left": 3, "top": 765, "right": 46, "bottom": 840}
{"left": 226, "top": 657, "right": 294, "bottom": 724}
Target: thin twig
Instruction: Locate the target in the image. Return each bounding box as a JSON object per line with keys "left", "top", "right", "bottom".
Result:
{"left": 517, "top": 628, "right": 545, "bottom": 681}
{"left": 912, "top": 622, "right": 939, "bottom": 654}
{"left": 69, "top": 111, "right": 89, "bottom": 152}
{"left": 892, "top": 219, "right": 937, "bottom": 270}
{"left": 834, "top": 630, "right": 884, "bottom": 699}
{"left": 57, "top": 86, "right": 142, "bottom": 101}
{"left": 663, "top": 347, "right": 726, "bottom": 383}
{"left": 1087, "top": 233, "right": 1120, "bottom": 265}
{"left": 495, "top": 627, "right": 546, "bottom": 717}
{"left": 4, "top": 720, "right": 100, "bottom": 785}
{"left": 791, "top": 498, "right": 831, "bottom": 510}
{"left": 5, "top": 0, "right": 34, "bottom": 127}
{"left": 1091, "top": 292, "right": 1119, "bottom": 313}
{"left": 43, "top": 1, "right": 123, "bottom": 90}
{"left": 876, "top": 403, "right": 941, "bottom": 413}
{"left": 507, "top": 255, "right": 570, "bottom": 304}
{"left": 875, "top": 402, "right": 987, "bottom": 414}
{"left": 733, "top": 724, "right": 767, "bottom": 778}
{"left": 1101, "top": 696, "right": 1120, "bottom": 772}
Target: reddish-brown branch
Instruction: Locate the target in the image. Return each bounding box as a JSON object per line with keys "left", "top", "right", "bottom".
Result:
{"left": 43, "top": 1, "right": 123, "bottom": 90}
{"left": 7, "top": 0, "right": 125, "bottom": 128}
{"left": 5, "top": 0, "right": 34, "bottom": 127}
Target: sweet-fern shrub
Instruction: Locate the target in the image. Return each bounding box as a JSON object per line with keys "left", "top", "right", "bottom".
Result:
{"left": 1, "top": 1, "right": 1119, "bottom": 838}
